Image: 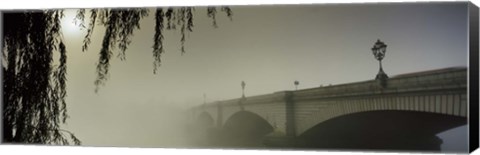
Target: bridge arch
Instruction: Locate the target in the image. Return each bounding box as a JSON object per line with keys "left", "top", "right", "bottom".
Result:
{"left": 220, "top": 110, "right": 275, "bottom": 147}
{"left": 196, "top": 112, "right": 214, "bottom": 127}
{"left": 223, "top": 111, "right": 274, "bottom": 135}
{"left": 295, "top": 92, "right": 468, "bottom": 136}
{"left": 297, "top": 110, "right": 467, "bottom": 151}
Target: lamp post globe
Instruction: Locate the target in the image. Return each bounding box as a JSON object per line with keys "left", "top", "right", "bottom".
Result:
{"left": 241, "top": 81, "right": 246, "bottom": 98}
{"left": 372, "top": 39, "right": 389, "bottom": 81}
{"left": 294, "top": 80, "right": 299, "bottom": 90}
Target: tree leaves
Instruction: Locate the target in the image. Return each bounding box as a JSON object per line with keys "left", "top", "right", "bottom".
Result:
{"left": 153, "top": 8, "right": 165, "bottom": 74}
{"left": 207, "top": 7, "right": 218, "bottom": 28}
{"left": 77, "top": 7, "right": 232, "bottom": 92}
{"left": 2, "top": 5, "right": 233, "bottom": 146}
{"left": 81, "top": 9, "right": 97, "bottom": 52}
{"left": 2, "top": 10, "right": 80, "bottom": 145}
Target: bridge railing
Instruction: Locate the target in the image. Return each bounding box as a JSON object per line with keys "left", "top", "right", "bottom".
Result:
{"left": 202, "top": 91, "right": 288, "bottom": 108}
{"left": 291, "top": 67, "right": 467, "bottom": 101}
{"left": 197, "top": 67, "right": 467, "bottom": 109}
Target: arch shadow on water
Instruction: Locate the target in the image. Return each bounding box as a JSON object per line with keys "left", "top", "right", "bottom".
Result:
{"left": 295, "top": 110, "right": 467, "bottom": 152}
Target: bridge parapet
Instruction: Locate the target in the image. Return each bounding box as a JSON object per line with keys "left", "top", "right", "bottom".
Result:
{"left": 292, "top": 67, "right": 467, "bottom": 101}
{"left": 204, "top": 91, "right": 287, "bottom": 108}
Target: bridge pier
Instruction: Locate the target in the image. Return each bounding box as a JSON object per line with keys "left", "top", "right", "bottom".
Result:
{"left": 284, "top": 91, "right": 296, "bottom": 137}
{"left": 259, "top": 91, "right": 298, "bottom": 148}
{"left": 216, "top": 103, "right": 223, "bottom": 128}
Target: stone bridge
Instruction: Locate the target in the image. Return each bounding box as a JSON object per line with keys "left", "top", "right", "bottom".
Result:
{"left": 190, "top": 67, "right": 468, "bottom": 150}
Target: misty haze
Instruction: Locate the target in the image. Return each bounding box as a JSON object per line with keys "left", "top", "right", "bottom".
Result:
{"left": 1, "top": 2, "right": 472, "bottom": 153}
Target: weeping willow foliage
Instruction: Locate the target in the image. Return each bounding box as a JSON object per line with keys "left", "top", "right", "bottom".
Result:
{"left": 75, "top": 7, "right": 232, "bottom": 92}
{"left": 2, "top": 10, "right": 81, "bottom": 145}
{"left": 2, "top": 6, "right": 231, "bottom": 145}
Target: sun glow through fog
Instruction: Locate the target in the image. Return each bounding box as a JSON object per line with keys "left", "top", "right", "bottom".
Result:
{"left": 61, "top": 9, "right": 84, "bottom": 37}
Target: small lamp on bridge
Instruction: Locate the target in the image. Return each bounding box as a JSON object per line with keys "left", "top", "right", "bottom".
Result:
{"left": 241, "top": 81, "right": 246, "bottom": 98}
{"left": 294, "top": 80, "right": 299, "bottom": 90}
{"left": 371, "top": 39, "right": 389, "bottom": 87}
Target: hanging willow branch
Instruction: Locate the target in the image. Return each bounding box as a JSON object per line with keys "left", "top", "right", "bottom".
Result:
{"left": 76, "top": 7, "right": 232, "bottom": 92}
{"left": 153, "top": 8, "right": 165, "bottom": 74}
{"left": 1, "top": 6, "right": 232, "bottom": 145}
{"left": 2, "top": 10, "right": 81, "bottom": 145}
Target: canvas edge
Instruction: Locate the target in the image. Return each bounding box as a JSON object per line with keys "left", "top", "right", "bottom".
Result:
{"left": 468, "top": 1, "right": 479, "bottom": 153}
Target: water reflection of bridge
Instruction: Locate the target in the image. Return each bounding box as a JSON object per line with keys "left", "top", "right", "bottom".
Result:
{"left": 190, "top": 67, "right": 468, "bottom": 151}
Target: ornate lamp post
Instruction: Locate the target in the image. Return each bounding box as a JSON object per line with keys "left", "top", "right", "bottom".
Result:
{"left": 239, "top": 81, "right": 246, "bottom": 111}
{"left": 241, "top": 81, "right": 246, "bottom": 98}
{"left": 372, "top": 39, "right": 389, "bottom": 83}
{"left": 294, "top": 80, "right": 299, "bottom": 90}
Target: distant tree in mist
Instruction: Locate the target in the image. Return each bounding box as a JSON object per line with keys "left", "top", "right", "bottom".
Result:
{"left": 2, "top": 7, "right": 232, "bottom": 145}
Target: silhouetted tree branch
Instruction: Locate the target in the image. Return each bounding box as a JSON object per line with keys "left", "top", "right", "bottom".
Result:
{"left": 75, "top": 7, "right": 232, "bottom": 92}
{"left": 2, "top": 10, "right": 79, "bottom": 145}
{"left": 2, "top": 6, "right": 232, "bottom": 145}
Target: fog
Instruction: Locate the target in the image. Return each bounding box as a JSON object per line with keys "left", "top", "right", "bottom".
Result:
{"left": 54, "top": 3, "right": 469, "bottom": 151}
{"left": 63, "top": 101, "right": 192, "bottom": 147}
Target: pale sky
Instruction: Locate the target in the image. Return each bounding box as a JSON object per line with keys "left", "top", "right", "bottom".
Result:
{"left": 57, "top": 2, "right": 469, "bottom": 149}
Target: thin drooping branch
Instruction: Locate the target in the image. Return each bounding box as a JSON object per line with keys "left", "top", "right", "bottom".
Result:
{"left": 152, "top": 8, "right": 165, "bottom": 74}
{"left": 92, "top": 9, "right": 149, "bottom": 92}
{"left": 74, "top": 9, "right": 86, "bottom": 29}
{"left": 82, "top": 9, "right": 97, "bottom": 52}
{"left": 94, "top": 10, "right": 117, "bottom": 92}
{"left": 165, "top": 8, "right": 175, "bottom": 30}
{"left": 207, "top": 7, "right": 218, "bottom": 28}
{"left": 117, "top": 9, "right": 149, "bottom": 60}
{"left": 186, "top": 7, "right": 194, "bottom": 31}
{"left": 221, "top": 6, "right": 233, "bottom": 21}
{"left": 179, "top": 7, "right": 187, "bottom": 54}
